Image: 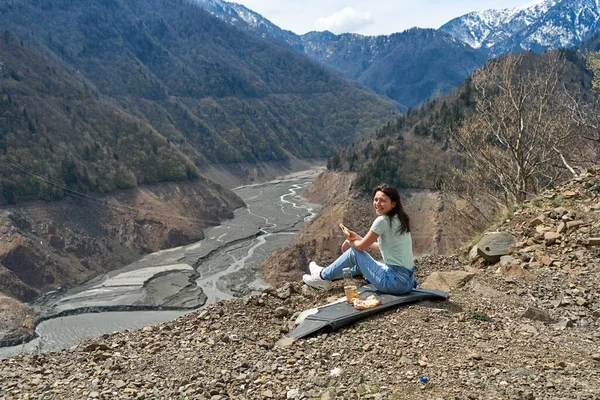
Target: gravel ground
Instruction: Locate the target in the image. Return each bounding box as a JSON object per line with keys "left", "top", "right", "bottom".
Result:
{"left": 1, "top": 169, "right": 599, "bottom": 400}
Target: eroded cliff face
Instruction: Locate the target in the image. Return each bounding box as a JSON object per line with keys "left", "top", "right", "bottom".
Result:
{"left": 0, "top": 178, "right": 244, "bottom": 305}
{"left": 260, "top": 171, "right": 467, "bottom": 287}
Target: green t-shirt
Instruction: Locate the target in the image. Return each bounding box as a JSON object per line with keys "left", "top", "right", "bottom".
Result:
{"left": 370, "top": 215, "right": 414, "bottom": 268}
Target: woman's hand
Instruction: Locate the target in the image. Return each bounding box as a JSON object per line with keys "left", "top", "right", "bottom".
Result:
{"left": 341, "top": 239, "right": 351, "bottom": 252}
{"left": 346, "top": 230, "right": 361, "bottom": 241}
{"left": 342, "top": 230, "right": 366, "bottom": 252}
{"left": 350, "top": 230, "right": 379, "bottom": 252}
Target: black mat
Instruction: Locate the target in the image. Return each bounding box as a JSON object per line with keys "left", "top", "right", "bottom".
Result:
{"left": 289, "top": 285, "right": 449, "bottom": 339}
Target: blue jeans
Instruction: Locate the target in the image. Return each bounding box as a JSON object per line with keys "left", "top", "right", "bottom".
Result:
{"left": 321, "top": 248, "right": 417, "bottom": 295}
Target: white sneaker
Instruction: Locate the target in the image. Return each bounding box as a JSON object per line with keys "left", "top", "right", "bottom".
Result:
{"left": 302, "top": 274, "right": 332, "bottom": 291}
{"left": 309, "top": 261, "right": 324, "bottom": 276}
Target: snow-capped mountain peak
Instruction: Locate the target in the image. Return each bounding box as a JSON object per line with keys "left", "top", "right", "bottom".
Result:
{"left": 440, "top": 0, "right": 599, "bottom": 55}
{"left": 440, "top": 0, "right": 559, "bottom": 49}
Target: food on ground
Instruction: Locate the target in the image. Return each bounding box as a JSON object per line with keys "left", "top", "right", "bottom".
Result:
{"left": 352, "top": 295, "right": 382, "bottom": 310}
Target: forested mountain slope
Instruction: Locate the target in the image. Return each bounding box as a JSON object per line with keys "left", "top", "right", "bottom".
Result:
{"left": 0, "top": 0, "right": 396, "bottom": 203}
{"left": 298, "top": 29, "right": 487, "bottom": 109}
{"left": 328, "top": 41, "right": 597, "bottom": 193}
{"left": 0, "top": 33, "right": 200, "bottom": 203}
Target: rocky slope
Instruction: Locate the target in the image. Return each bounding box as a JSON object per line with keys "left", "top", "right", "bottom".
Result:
{"left": 1, "top": 169, "right": 598, "bottom": 399}
{"left": 0, "top": 177, "right": 244, "bottom": 344}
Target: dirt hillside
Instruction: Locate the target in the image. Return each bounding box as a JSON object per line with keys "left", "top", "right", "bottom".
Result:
{"left": 0, "top": 177, "right": 243, "bottom": 344}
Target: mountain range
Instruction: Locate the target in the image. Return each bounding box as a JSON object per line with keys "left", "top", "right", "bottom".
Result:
{"left": 0, "top": 0, "right": 396, "bottom": 203}
{"left": 1, "top": 0, "right": 599, "bottom": 203}
{"left": 196, "top": 0, "right": 600, "bottom": 107}
{"left": 440, "top": 0, "right": 600, "bottom": 56}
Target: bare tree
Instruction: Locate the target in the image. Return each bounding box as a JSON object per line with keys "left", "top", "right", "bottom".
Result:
{"left": 558, "top": 51, "right": 600, "bottom": 163}
{"left": 587, "top": 51, "right": 600, "bottom": 92}
{"left": 449, "top": 52, "right": 581, "bottom": 207}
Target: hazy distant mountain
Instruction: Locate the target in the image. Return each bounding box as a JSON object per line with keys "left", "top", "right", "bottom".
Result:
{"left": 440, "top": 0, "right": 600, "bottom": 56}
{"left": 194, "top": 0, "right": 486, "bottom": 108}
{"left": 299, "top": 29, "right": 486, "bottom": 108}
{"left": 0, "top": 0, "right": 396, "bottom": 203}
{"left": 196, "top": 0, "right": 600, "bottom": 107}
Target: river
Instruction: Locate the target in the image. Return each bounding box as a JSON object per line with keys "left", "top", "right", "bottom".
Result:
{"left": 0, "top": 167, "right": 322, "bottom": 358}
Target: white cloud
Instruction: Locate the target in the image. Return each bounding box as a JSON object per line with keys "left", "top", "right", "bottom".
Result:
{"left": 314, "top": 7, "right": 375, "bottom": 34}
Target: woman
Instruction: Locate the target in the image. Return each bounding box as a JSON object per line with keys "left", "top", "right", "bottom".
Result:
{"left": 303, "top": 184, "right": 417, "bottom": 295}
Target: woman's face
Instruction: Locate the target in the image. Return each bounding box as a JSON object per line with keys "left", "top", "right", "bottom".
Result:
{"left": 373, "top": 190, "right": 396, "bottom": 216}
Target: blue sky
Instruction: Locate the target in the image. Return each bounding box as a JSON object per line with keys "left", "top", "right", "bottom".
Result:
{"left": 231, "top": 0, "right": 542, "bottom": 35}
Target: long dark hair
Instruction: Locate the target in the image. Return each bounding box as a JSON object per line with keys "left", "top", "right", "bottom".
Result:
{"left": 372, "top": 184, "right": 410, "bottom": 234}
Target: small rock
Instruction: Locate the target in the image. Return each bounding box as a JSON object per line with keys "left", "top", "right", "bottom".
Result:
{"left": 399, "top": 356, "right": 415, "bottom": 365}
{"left": 553, "top": 206, "right": 568, "bottom": 216}
{"left": 554, "top": 319, "right": 574, "bottom": 330}
{"left": 550, "top": 300, "right": 562, "bottom": 308}
{"left": 421, "top": 271, "right": 475, "bottom": 291}
{"left": 276, "top": 287, "right": 292, "bottom": 300}
{"left": 540, "top": 255, "right": 554, "bottom": 266}
{"left": 257, "top": 340, "right": 273, "bottom": 349}
{"left": 499, "top": 255, "right": 515, "bottom": 267}
{"left": 274, "top": 307, "right": 290, "bottom": 318}
{"left": 586, "top": 237, "right": 600, "bottom": 246}
{"left": 521, "top": 307, "right": 556, "bottom": 324}
{"left": 301, "top": 286, "right": 313, "bottom": 296}
{"left": 544, "top": 232, "right": 561, "bottom": 245}
{"left": 566, "top": 220, "right": 584, "bottom": 229}
{"left": 468, "top": 245, "right": 480, "bottom": 262}
{"left": 275, "top": 337, "right": 295, "bottom": 348}
{"left": 321, "top": 390, "right": 336, "bottom": 400}
{"left": 529, "top": 216, "right": 545, "bottom": 227}
{"left": 575, "top": 297, "right": 588, "bottom": 306}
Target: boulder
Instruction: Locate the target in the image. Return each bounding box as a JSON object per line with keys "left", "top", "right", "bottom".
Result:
{"left": 476, "top": 232, "right": 514, "bottom": 263}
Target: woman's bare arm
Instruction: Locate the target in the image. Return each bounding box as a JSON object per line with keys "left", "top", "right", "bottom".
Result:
{"left": 348, "top": 230, "right": 379, "bottom": 252}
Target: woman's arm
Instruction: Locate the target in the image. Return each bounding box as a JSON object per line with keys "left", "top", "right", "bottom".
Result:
{"left": 349, "top": 230, "right": 379, "bottom": 252}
